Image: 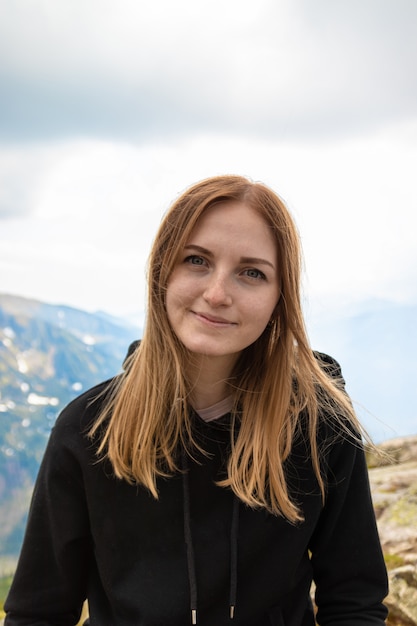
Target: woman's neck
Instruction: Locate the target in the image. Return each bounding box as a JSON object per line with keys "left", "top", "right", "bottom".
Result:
{"left": 186, "top": 354, "right": 237, "bottom": 410}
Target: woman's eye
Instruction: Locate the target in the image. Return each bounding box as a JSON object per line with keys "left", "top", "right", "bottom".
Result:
{"left": 185, "top": 255, "right": 206, "bottom": 266}
{"left": 244, "top": 268, "right": 266, "bottom": 280}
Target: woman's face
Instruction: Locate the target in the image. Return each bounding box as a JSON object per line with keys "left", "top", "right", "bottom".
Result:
{"left": 166, "top": 201, "right": 280, "bottom": 372}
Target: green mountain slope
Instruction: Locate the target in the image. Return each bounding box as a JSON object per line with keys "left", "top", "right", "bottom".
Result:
{"left": 0, "top": 293, "right": 140, "bottom": 557}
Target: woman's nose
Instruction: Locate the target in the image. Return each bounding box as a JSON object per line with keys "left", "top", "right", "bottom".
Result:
{"left": 203, "top": 273, "right": 233, "bottom": 307}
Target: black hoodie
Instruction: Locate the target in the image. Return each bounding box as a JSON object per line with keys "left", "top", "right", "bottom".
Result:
{"left": 5, "top": 356, "right": 388, "bottom": 626}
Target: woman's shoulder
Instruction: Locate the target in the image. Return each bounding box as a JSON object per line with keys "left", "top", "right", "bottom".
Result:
{"left": 33, "top": 378, "right": 118, "bottom": 478}
{"left": 52, "top": 377, "right": 117, "bottom": 436}
{"left": 309, "top": 351, "right": 359, "bottom": 442}
{"left": 313, "top": 351, "right": 344, "bottom": 382}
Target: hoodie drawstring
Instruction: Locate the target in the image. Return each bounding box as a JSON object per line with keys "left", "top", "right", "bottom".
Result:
{"left": 182, "top": 449, "right": 198, "bottom": 624}
{"left": 181, "top": 449, "right": 239, "bottom": 624}
{"left": 229, "top": 496, "right": 239, "bottom": 619}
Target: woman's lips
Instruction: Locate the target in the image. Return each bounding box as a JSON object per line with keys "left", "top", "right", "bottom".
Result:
{"left": 192, "top": 311, "right": 237, "bottom": 326}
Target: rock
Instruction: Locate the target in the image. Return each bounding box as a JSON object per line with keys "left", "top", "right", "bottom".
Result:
{"left": 369, "top": 435, "right": 417, "bottom": 626}
{"left": 385, "top": 566, "right": 417, "bottom": 626}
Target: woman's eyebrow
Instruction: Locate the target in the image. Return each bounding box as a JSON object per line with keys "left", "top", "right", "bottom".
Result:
{"left": 184, "top": 244, "right": 275, "bottom": 270}
{"left": 240, "top": 256, "right": 276, "bottom": 270}
{"left": 184, "top": 244, "right": 212, "bottom": 255}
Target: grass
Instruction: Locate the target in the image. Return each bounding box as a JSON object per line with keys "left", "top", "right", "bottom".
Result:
{"left": 384, "top": 552, "right": 406, "bottom": 570}
{"left": 0, "top": 574, "right": 13, "bottom": 617}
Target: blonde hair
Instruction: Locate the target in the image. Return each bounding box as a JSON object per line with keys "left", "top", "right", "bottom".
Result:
{"left": 90, "top": 175, "right": 362, "bottom": 522}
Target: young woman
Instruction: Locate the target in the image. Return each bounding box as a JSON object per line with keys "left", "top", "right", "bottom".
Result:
{"left": 5, "top": 175, "right": 388, "bottom": 625}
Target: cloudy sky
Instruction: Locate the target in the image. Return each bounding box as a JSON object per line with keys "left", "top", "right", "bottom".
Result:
{"left": 1, "top": 0, "right": 416, "bottom": 323}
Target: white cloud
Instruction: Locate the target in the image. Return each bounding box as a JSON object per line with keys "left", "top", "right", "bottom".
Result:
{"left": 0, "top": 145, "right": 52, "bottom": 216}
{"left": 0, "top": 0, "right": 416, "bottom": 140}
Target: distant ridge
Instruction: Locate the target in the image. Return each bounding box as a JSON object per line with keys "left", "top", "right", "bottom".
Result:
{"left": 307, "top": 298, "right": 417, "bottom": 442}
{"left": 0, "top": 293, "right": 141, "bottom": 556}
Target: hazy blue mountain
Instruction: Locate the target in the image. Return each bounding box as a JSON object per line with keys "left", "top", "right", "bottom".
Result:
{"left": 0, "top": 293, "right": 140, "bottom": 556}
{"left": 307, "top": 299, "right": 417, "bottom": 442}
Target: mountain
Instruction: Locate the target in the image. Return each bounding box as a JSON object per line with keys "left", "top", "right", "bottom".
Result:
{"left": 307, "top": 299, "right": 417, "bottom": 442}
{"left": 0, "top": 293, "right": 140, "bottom": 556}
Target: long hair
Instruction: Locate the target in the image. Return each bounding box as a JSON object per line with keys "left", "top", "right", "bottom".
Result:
{"left": 90, "top": 175, "right": 361, "bottom": 522}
